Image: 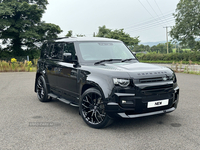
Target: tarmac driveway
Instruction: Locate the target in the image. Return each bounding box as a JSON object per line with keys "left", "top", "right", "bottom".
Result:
{"left": 0, "top": 72, "right": 200, "bottom": 150}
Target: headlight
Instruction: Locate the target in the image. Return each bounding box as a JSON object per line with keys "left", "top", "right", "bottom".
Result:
{"left": 113, "top": 78, "right": 130, "bottom": 87}
{"left": 169, "top": 73, "right": 177, "bottom": 83}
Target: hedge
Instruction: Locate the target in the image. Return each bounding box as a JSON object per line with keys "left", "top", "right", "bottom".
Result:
{"left": 136, "top": 51, "right": 200, "bottom": 63}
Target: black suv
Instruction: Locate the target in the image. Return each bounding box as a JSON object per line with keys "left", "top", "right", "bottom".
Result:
{"left": 35, "top": 37, "right": 179, "bottom": 128}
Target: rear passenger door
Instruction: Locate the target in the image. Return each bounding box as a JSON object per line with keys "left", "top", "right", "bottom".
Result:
{"left": 45, "top": 42, "right": 64, "bottom": 94}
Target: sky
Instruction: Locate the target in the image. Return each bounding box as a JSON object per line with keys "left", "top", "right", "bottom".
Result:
{"left": 42, "top": 0, "right": 180, "bottom": 44}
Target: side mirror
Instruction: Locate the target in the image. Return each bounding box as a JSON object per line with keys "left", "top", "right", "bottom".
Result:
{"left": 63, "top": 53, "right": 78, "bottom": 63}
{"left": 63, "top": 53, "right": 72, "bottom": 62}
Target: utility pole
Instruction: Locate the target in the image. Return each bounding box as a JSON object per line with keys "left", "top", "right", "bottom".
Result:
{"left": 178, "top": 44, "right": 179, "bottom": 53}
{"left": 175, "top": 42, "right": 176, "bottom": 53}
{"left": 163, "top": 26, "right": 172, "bottom": 54}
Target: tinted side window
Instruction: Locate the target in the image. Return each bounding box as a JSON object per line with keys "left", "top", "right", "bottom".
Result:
{"left": 41, "top": 43, "right": 49, "bottom": 59}
{"left": 49, "top": 43, "right": 64, "bottom": 60}
{"left": 63, "top": 43, "right": 76, "bottom": 60}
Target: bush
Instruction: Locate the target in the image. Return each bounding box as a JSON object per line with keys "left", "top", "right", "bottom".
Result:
{"left": 0, "top": 58, "right": 37, "bottom": 72}
{"left": 137, "top": 51, "right": 200, "bottom": 63}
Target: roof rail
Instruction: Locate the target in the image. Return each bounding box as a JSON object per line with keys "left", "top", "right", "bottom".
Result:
{"left": 46, "top": 36, "right": 69, "bottom": 42}
{"left": 56, "top": 36, "right": 69, "bottom": 40}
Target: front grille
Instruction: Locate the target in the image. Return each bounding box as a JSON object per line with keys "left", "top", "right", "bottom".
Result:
{"left": 139, "top": 84, "right": 173, "bottom": 96}
{"left": 139, "top": 77, "right": 163, "bottom": 83}
{"left": 141, "top": 93, "right": 171, "bottom": 102}
{"left": 142, "top": 84, "right": 173, "bottom": 91}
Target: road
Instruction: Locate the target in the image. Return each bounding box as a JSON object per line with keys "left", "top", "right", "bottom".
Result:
{"left": 0, "top": 72, "right": 200, "bottom": 150}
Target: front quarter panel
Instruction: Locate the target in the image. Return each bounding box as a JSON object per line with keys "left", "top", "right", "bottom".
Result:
{"left": 85, "top": 72, "right": 114, "bottom": 99}
{"left": 79, "top": 66, "right": 130, "bottom": 99}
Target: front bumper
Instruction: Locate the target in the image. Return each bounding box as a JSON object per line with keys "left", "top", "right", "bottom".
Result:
{"left": 118, "top": 107, "right": 175, "bottom": 118}
{"left": 105, "top": 86, "right": 179, "bottom": 119}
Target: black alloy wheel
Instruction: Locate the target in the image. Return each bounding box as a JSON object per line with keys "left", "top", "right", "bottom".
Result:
{"left": 80, "top": 88, "right": 113, "bottom": 129}
{"left": 36, "top": 76, "right": 51, "bottom": 102}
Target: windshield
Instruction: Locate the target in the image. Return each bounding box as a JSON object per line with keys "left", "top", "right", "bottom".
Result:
{"left": 76, "top": 42, "right": 135, "bottom": 62}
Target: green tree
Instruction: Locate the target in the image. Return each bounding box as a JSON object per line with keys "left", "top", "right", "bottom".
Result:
{"left": 150, "top": 43, "right": 173, "bottom": 54}
{"left": 133, "top": 44, "right": 150, "bottom": 52}
{"left": 96, "top": 25, "right": 140, "bottom": 47}
{"left": 66, "top": 30, "right": 73, "bottom": 37}
{"left": 76, "top": 34, "right": 85, "bottom": 37}
{"left": 170, "top": 0, "right": 200, "bottom": 50}
{"left": 151, "top": 45, "right": 159, "bottom": 53}
{"left": 96, "top": 25, "right": 111, "bottom": 37}
{"left": 0, "top": 0, "right": 62, "bottom": 56}
{"left": 166, "top": 42, "right": 173, "bottom": 53}
{"left": 65, "top": 30, "right": 85, "bottom": 38}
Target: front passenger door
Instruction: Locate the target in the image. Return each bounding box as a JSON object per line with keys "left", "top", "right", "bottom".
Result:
{"left": 57, "top": 43, "right": 79, "bottom": 103}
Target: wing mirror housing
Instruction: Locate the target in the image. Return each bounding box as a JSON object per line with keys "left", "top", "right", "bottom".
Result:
{"left": 63, "top": 53, "right": 78, "bottom": 63}
{"left": 63, "top": 53, "right": 72, "bottom": 62}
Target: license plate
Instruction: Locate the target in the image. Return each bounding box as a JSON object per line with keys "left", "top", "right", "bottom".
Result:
{"left": 147, "top": 99, "right": 169, "bottom": 108}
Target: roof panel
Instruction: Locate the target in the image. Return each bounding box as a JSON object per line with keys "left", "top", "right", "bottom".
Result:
{"left": 55, "top": 37, "right": 121, "bottom": 42}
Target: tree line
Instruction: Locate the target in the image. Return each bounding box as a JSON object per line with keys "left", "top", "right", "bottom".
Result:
{"left": 132, "top": 43, "right": 173, "bottom": 53}
{"left": 0, "top": 0, "right": 200, "bottom": 60}
{"left": 136, "top": 51, "right": 200, "bottom": 63}
{"left": 132, "top": 42, "right": 189, "bottom": 54}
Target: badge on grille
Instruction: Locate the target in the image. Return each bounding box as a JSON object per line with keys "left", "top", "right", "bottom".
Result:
{"left": 163, "top": 77, "right": 167, "bottom": 81}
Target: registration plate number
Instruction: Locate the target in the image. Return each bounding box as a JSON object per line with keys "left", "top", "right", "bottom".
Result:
{"left": 147, "top": 99, "right": 169, "bottom": 108}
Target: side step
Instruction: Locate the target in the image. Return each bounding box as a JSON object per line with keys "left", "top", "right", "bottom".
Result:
{"left": 57, "top": 98, "right": 70, "bottom": 104}
{"left": 70, "top": 103, "right": 79, "bottom": 107}
{"left": 48, "top": 93, "right": 57, "bottom": 99}
{"left": 48, "top": 93, "right": 79, "bottom": 107}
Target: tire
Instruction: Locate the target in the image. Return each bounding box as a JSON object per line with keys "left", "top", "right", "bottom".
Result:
{"left": 36, "top": 75, "right": 51, "bottom": 102}
{"left": 79, "top": 88, "right": 113, "bottom": 129}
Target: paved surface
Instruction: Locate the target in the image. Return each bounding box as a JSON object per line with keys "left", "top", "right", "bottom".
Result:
{"left": 0, "top": 72, "right": 200, "bottom": 150}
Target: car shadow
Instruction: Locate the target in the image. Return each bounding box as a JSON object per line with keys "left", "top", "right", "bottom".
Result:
{"left": 45, "top": 98, "right": 177, "bottom": 130}
{"left": 108, "top": 113, "right": 177, "bottom": 130}
{"left": 48, "top": 98, "right": 79, "bottom": 113}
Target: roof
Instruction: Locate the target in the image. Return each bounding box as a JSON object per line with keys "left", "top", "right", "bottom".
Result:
{"left": 55, "top": 37, "right": 121, "bottom": 42}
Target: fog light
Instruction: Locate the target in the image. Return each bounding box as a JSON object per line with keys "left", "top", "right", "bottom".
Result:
{"left": 120, "top": 97, "right": 135, "bottom": 108}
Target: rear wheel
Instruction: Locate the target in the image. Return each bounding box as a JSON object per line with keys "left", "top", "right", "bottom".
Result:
{"left": 36, "top": 76, "right": 51, "bottom": 102}
{"left": 79, "top": 88, "right": 113, "bottom": 129}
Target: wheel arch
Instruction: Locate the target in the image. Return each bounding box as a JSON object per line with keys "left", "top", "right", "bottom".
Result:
{"left": 80, "top": 78, "right": 113, "bottom": 101}
{"left": 35, "top": 72, "right": 42, "bottom": 92}
{"left": 34, "top": 71, "right": 50, "bottom": 93}
{"left": 81, "top": 82, "right": 105, "bottom": 99}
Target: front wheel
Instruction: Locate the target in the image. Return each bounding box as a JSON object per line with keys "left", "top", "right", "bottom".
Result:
{"left": 79, "top": 88, "right": 113, "bottom": 129}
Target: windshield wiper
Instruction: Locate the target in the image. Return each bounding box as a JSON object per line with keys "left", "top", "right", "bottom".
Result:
{"left": 94, "top": 59, "right": 121, "bottom": 65}
{"left": 121, "top": 58, "right": 135, "bottom": 62}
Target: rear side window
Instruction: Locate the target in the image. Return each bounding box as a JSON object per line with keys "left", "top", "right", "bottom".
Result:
{"left": 49, "top": 43, "right": 64, "bottom": 60}
{"left": 41, "top": 43, "right": 49, "bottom": 59}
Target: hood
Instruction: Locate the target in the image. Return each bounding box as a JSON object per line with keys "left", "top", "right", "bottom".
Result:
{"left": 83, "top": 62, "right": 173, "bottom": 79}
{"left": 109, "top": 62, "right": 165, "bottom": 71}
